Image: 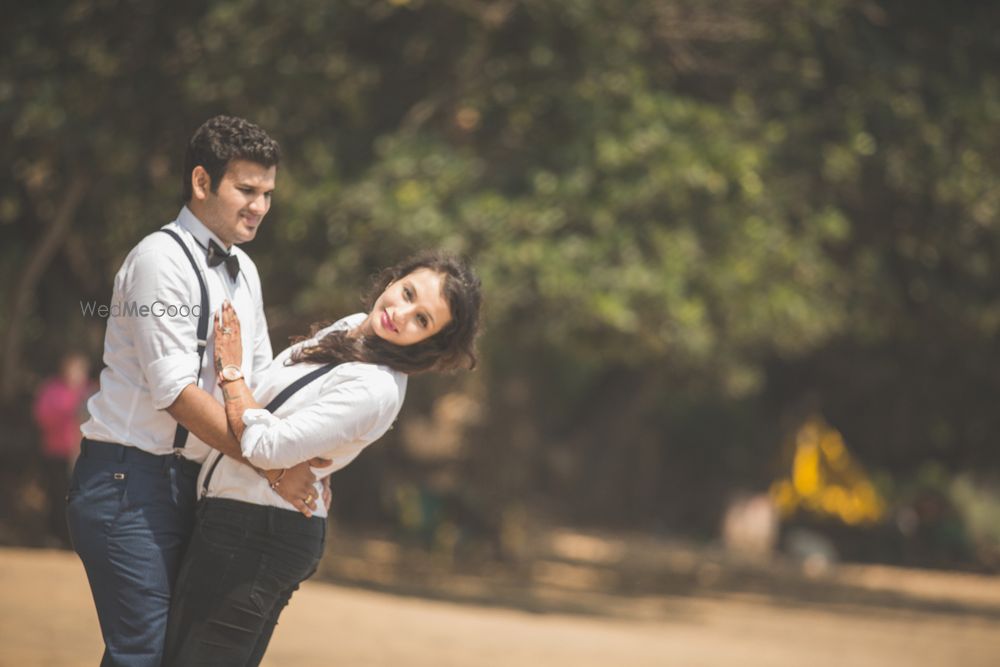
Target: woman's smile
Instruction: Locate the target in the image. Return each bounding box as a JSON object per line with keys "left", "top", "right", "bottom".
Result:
{"left": 380, "top": 309, "right": 398, "bottom": 334}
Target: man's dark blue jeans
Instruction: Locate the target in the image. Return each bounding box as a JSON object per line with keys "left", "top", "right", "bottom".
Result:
{"left": 162, "top": 497, "right": 326, "bottom": 667}
{"left": 67, "top": 439, "right": 200, "bottom": 667}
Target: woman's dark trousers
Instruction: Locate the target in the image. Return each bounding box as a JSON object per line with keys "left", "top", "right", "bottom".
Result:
{"left": 163, "top": 497, "right": 325, "bottom": 667}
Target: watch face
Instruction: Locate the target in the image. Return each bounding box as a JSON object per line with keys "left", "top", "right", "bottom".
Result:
{"left": 223, "top": 366, "right": 241, "bottom": 381}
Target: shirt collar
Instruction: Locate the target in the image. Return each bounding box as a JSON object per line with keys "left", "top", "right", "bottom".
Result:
{"left": 176, "top": 206, "right": 230, "bottom": 255}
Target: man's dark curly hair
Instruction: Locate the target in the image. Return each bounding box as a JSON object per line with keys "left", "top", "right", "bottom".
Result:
{"left": 182, "top": 115, "right": 281, "bottom": 202}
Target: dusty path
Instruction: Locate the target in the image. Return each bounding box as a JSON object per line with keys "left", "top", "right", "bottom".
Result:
{"left": 1, "top": 547, "right": 999, "bottom": 667}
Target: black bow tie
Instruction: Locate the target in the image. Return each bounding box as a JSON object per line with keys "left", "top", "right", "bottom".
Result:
{"left": 206, "top": 240, "right": 240, "bottom": 281}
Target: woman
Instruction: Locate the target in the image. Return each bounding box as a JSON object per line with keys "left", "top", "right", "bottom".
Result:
{"left": 163, "top": 252, "right": 481, "bottom": 666}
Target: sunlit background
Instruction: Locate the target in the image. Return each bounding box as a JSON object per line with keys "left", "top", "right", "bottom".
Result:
{"left": 3, "top": 1, "right": 1000, "bottom": 665}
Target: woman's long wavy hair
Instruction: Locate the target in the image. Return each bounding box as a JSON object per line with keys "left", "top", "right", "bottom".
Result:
{"left": 288, "top": 253, "right": 482, "bottom": 374}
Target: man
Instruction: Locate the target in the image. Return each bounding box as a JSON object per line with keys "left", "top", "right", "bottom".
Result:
{"left": 68, "top": 116, "right": 320, "bottom": 667}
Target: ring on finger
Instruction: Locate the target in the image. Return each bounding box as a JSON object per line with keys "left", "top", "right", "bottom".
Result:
{"left": 305, "top": 493, "right": 314, "bottom": 504}
{"left": 221, "top": 326, "right": 233, "bottom": 335}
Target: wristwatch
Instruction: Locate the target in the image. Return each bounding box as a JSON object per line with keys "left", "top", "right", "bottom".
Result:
{"left": 218, "top": 364, "right": 244, "bottom": 384}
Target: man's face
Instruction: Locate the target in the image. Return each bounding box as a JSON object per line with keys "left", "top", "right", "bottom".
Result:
{"left": 191, "top": 159, "right": 276, "bottom": 246}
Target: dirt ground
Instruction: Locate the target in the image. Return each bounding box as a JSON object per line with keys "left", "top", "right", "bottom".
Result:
{"left": 2, "top": 547, "right": 999, "bottom": 667}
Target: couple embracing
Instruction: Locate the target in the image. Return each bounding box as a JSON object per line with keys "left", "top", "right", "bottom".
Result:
{"left": 68, "top": 115, "right": 482, "bottom": 666}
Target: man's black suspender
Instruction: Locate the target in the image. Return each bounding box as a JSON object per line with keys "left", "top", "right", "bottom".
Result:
{"left": 157, "top": 228, "right": 210, "bottom": 450}
{"left": 201, "top": 362, "right": 338, "bottom": 495}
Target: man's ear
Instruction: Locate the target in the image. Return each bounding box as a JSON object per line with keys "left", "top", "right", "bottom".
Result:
{"left": 191, "top": 166, "right": 212, "bottom": 201}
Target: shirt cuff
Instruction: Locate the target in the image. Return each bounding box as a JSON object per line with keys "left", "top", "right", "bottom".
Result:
{"left": 147, "top": 352, "right": 201, "bottom": 410}
{"left": 240, "top": 409, "right": 280, "bottom": 463}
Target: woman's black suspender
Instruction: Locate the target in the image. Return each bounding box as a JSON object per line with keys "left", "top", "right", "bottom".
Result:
{"left": 201, "top": 363, "right": 338, "bottom": 495}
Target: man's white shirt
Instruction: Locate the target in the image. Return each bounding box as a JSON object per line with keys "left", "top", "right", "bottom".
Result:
{"left": 81, "top": 206, "right": 272, "bottom": 462}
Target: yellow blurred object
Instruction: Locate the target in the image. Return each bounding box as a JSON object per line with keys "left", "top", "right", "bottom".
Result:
{"left": 770, "top": 416, "right": 885, "bottom": 525}
{"left": 792, "top": 442, "right": 821, "bottom": 496}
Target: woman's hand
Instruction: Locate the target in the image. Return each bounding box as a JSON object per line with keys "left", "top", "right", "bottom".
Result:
{"left": 265, "top": 457, "right": 332, "bottom": 517}
{"left": 214, "top": 301, "right": 243, "bottom": 373}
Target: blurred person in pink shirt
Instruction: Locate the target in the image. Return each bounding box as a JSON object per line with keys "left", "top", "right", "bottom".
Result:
{"left": 33, "top": 352, "right": 93, "bottom": 546}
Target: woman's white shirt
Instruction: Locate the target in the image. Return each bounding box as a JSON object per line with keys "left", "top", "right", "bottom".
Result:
{"left": 198, "top": 313, "right": 407, "bottom": 516}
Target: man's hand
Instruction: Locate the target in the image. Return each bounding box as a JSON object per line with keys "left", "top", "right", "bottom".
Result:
{"left": 267, "top": 458, "right": 332, "bottom": 517}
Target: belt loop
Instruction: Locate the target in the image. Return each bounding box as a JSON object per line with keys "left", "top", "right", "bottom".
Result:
{"left": 116, "top": 444, "right": 126, "bottom": 462}
{"left": 80, "top": 439, "right": 89, "bottom": 458}
{"left": 267, "top": 507, "right": 275, "bottom": 533}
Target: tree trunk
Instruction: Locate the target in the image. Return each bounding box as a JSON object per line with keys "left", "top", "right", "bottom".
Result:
{"left": 1, "top": 175, "right": 88, "bottom": 402}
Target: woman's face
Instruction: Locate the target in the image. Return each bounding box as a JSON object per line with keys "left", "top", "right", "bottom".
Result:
{"left": 367, "top": 268, "right": 453, "bottom": 346}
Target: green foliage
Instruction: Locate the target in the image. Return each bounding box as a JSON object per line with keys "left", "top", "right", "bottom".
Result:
{"left": 5, "top": 0, "right": 1000, "bottom": 545}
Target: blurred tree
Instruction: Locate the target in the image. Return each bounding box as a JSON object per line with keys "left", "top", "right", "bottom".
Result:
{"left": 3, "top": 0, "right": 1000, "bottom": 548}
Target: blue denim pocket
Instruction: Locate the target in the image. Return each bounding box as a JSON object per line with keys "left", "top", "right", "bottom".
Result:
{"left": 66, "top": 458, "right": 131, "bottom": 557}
{"left": 67, "top": 457, "right": 128, "bottom": 518}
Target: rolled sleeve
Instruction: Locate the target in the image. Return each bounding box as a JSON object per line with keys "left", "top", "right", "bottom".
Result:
{"left": 240, "top": 408, "right": 281, "bottom": 462}
{"left": 145, "top": 352, "right": 201, "bottom": 409}
{"left": 127, "top": 245, "right": 204, "bottom": 409}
